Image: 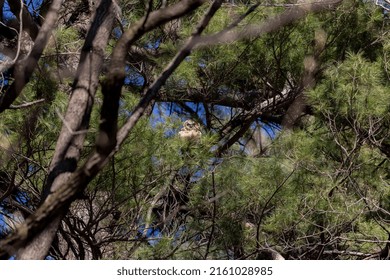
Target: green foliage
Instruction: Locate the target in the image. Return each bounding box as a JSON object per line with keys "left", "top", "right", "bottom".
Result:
{"left": 310, "top": 53, "right": 390, "bottom": 125}
{"left": 1, "top": 0, "right": 389, "bottom": 260}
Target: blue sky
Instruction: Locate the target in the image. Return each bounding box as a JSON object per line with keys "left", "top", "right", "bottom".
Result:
{"left": 2, "top": 0, "right": 43, "bottom": 20}
{"left": 0, "top": 0, "right": 282, "bottom": 256}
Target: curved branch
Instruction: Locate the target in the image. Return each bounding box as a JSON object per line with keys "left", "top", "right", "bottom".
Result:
{"left": 98, "top": 0, "right": 207, "bottom": 155}
{"left": 0, "top": 0, "right": 63, "bottom": 113}
{"left": 0, "top": 0, "right": 211, "bottom": 259}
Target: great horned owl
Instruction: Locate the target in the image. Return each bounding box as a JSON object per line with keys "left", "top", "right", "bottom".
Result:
{"left": 178, "top": 120, "right": 201, "bottom": 141}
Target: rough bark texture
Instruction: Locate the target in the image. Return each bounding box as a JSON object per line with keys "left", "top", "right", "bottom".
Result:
{"left": 0, "top": 0, "right": 63, "bottom": 113}
{"left": 0, "top": 0, "right": 208, "bottom": 260}
{"left": 16, "top": 0, "right": 117, "bottom": 260}
{"left": 1, "top": 0, "right": 369, "bottom": 260}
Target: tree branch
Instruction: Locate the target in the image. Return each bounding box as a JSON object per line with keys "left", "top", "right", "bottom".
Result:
{"left": 0, "top": 0, "right": 210, "bottom": 259}
{"left": 194, "top": 0, "right": 343, "bottom": 48}
{"left": 8, "top": 98, "right": 45, "bottom": 109}
{"left": 8, "top": 0, "right": 39, "bottom": 40}
{"left": 0, "top": 0, "right": 63, "bottom": 113}
{"left": 98, "top": 0, "right": 207, "bottom": 156}
{"left": 15, "top": 0, "right": 119, "bottom": 260}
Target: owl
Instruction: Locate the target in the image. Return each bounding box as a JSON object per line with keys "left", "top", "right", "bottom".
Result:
{"left": 178, "top": 120, "right": 202, "bottom": 141}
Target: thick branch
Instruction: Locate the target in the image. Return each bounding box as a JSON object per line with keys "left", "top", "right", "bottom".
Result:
{"left": 16, "top": 0, "right": 118, "bottom": 260}
{"left": 0, "top": 0, "right": 63, "bottom": 113}
{"left": 98, "top": 0, "right": 207, "bottom": 155}
{"left": 48, "top": 0, "right": 118, "bottom": 178}
{"left": 157, "top": 88, "right": 266, "bottom": 110}
{"left": 0, "top": 0, "right": 210, "bottom": 259}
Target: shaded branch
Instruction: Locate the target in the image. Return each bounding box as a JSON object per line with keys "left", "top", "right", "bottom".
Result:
{"left": 16, "top": 0, "right": 119, "bottom": 260}
{"left": 0, "top": 0, "right": 62, "bottom": 113}
{"left": 0, "top": 0, "right": 211, "bottom": 259}
{"left": 8, "top": 0, "right": 39, "bottom": 40}
{"left": 98, "top": 0, "right": 207, "bottom": 155}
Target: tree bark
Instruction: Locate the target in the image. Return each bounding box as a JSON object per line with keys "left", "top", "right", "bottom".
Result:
{"left": 0, "top": 0, "right": 62, "bottom": 112}
{"left": 16, "top": 0, "right": 117, "bottom": 259}
{"left": 0, "top": 0, "right": 208, "bottom": 260}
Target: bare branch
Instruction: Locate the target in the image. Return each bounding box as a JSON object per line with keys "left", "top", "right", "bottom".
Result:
{"left": 0, "top": 0, "right": 23, "bottom": 73}
{"left": 9, "top": 98, "right": 45, "bottom": 109}
{"left": 15, "top": 0, "right": 119, "bottom": 260}
{"left": 98, "top": 0, "right": 207, "bottom": 156}
{"left": 282, "top": 28, "right": 327, "bottom": 129}
{"left": 0, "top": 0, "right": 211, "bottom": 259}
{"left": 0, "top": 0, "right": 63, "bottom": 113}
{"left": 115, "top": 0, "right": 223, "bottom": 148}
{"left": 323, "top": 249, "right": 374, "bottom": 258}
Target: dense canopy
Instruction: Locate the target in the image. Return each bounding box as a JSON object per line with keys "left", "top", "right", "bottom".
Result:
{"left": 0, "top": 0, "right": 389, "bottom": 260}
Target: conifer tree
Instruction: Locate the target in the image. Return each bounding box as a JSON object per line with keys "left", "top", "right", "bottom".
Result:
{"left": 0, "top": 0, "right": 388, "bottom": 259}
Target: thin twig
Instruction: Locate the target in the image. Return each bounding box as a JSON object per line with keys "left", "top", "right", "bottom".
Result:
{"left": 0, "top": 0, "right": 23, "bottom": 73}
{"left": 9, "top": 98, "right": 45, "bottom": 109}
{"left": 256, "top": 169, "right": 295, "bottom": 250}
{"left": 116, "top": 0, "right": 223, "bottom": 147}
{"left": 55, "top": 109, "right": 89, "bottom": 135}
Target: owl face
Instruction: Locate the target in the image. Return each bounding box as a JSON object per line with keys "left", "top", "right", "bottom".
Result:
{"left": 183, "top": 120, "right": 199, "bottom": 131}
{"left": 179, "top": 120, "right": 201, "bottom": 141}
